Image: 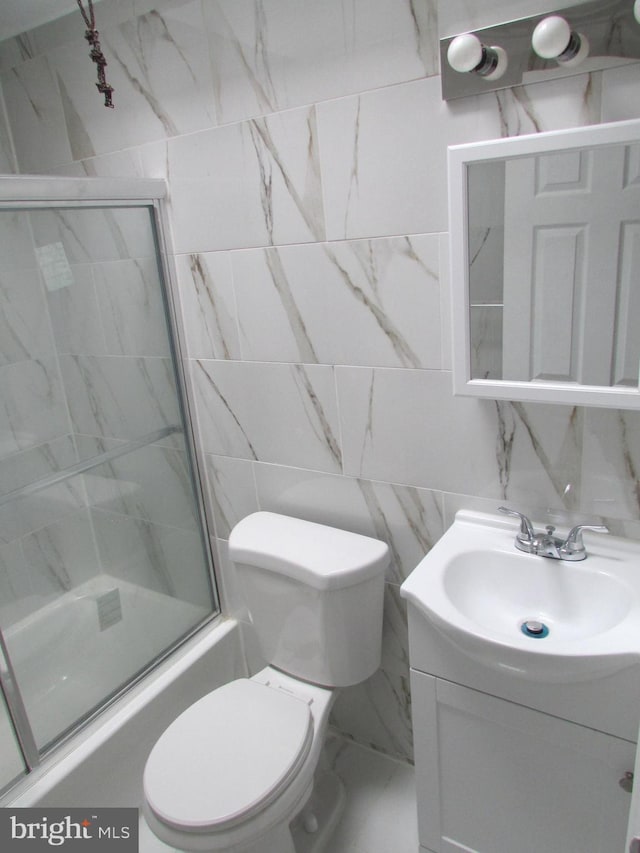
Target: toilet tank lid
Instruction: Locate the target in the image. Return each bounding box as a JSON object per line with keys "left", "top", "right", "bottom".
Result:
{"left": 228, "top": 512, "right": 389, "bottom": 590}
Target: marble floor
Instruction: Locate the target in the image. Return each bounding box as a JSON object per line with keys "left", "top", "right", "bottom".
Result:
{"left": 139, "top": 735, "right": 419, "bottom": 853}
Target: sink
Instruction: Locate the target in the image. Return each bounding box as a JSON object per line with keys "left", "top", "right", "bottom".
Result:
{"left": 400, "top": 510, "right": 640, "bottom": 682}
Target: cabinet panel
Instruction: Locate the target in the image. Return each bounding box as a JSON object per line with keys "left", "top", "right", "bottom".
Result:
{"left": 411, "top": 670, "right": 635, "bottom": 853}
{"left": 407, "top": 602, "right": 640, "bottom": 741}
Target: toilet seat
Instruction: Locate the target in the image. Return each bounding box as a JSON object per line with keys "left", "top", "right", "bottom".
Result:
{"left": 143, "top": 678, "right": 313, "bottom": 834}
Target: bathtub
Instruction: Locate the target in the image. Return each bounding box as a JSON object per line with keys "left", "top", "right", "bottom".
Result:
{"left": 2, "top": 585, "right": 243, "bottom": 809}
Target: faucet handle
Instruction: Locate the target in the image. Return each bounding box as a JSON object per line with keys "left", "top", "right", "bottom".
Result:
{"left": 560, "top": 523, "right": 609, "bottom": 558}
{"left": 498, "top": 506, "right": 535, "bottom": 545}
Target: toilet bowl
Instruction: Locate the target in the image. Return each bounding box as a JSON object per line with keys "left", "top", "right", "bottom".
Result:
{"left": 144, "top": 668, "right": 338, "bottom": 853}
{"left": 143, "top": 512, "right": 389, "bottom": 852}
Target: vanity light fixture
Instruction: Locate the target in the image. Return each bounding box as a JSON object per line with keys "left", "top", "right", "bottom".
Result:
{"left": 447, "top": 33, "right": 508, "bottom": 80}
{"left": 532, "top": 15, "right": 589, "bottom": 66}
{"left": 439, "top": 0, "right": 640, "bottom": 101}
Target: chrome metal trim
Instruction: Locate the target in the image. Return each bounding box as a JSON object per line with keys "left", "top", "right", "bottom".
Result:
{"left": 150, "top": 198, "right": 221, "bottom": 613}
{"left": 0, "top": 176, "right": 166, "bottom": 204}
{"left": 0, "top": 426, "right": 181, "bottom": 509}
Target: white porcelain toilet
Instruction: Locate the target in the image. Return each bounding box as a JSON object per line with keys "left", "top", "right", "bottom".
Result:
{"left": 143, "top": 511, "right": 389, "bottom": 853}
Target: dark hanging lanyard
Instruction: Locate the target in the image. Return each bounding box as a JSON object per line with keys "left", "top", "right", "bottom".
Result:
{"left": 76, "top": 0, "right": 115, "bottom": 108}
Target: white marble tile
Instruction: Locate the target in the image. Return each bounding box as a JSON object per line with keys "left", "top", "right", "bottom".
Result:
{"left": 470, "top": 306, "right": 503, "bottom": 380}
{"left": 0, "top": 540, "right": 31, "bottom": 625}
{"left": 174, "top": 251, "right": 241, "bottom": 360}
{"left": 30, "top": 207, "right": 156, "bottom": 266}
{"left": 0, "top": 438, "right": 80, "bottom": 548}
{"left": 46, "top": 263, "right": 107, "bottom": 357}
{"left": 437, "top": 0, "right": 562, "bottom": 39}
{"left": 0, "top": 435, "right": 77, "bottom": 495}
{"left": 496, "top": 400, "right": 585, "bottom": 512}
{"left": 0, "top": 266, "right": 56, "bottom": 366}
{"left": 45, "top": 2, "right": 216, "bottom": 160}
{"left": 203, "top": 454, "right": 258, "bottom": 539}
{"left": 601, "top": 62, "right": 640, "bottom": 121}
{"left": 0, "top": 103, "right": 16, "bottom": 173}
{"left": 49, "top": 148, "right": 145, "bottom": 179}
{"left": 253, "top": 463, "right": 371, "bottom": 531}
{"left": 1, "top": 56, "right": 73, "bottom": 172}
{"left": 161, "top": 105, "right": 325, "bottom": 252}
{"left": 0, "top": 211, "right": 37, "bottom": 273}
{"left": 21, "top": 508, "right": 102, "bottom": 598}
{"left": 318, "top": 76, "right": 502, "bottom": 240}
{"left": 111, "top": 2, "right": 217, "bottom": 132}
{"left": 332, "top": 583, "right": 413, "bottom": 762}
{"left": 0, "top": 472, "right": 87, "bottom": 546}
{"left": 60, "top": 354, "right": 180, "bottom": 441}
{"left": 336, "top": 367, "right": 584, "bottom": 504}
{"left": 23, "top": 1, "right": 136, "bottom": 59}
{"left": 581, "top": 409, "right": 640, "bottom": 523}
{"left": 91, "top": 509, "right": 213, "bottom": 607}
{"left": 0, "top": 34, "right": 37, "bottom": 73}
{"left": 94, "top": 257, "right": 170, "bottom": 357}
{"left": 191, "top": 360, "right": 342, "bottom": 472}
{"left": 204, "top": 0, "right": 438, "bottom": 125}
{"left": 442, "top": 491, "right": 512, "bottom": 529}
{"left": 75, "top": 435, "right": 199, "bottom": 533}
{"left": 495, "top": 71, "right": 602, "bottom": 137}
{"left": 0, "top": 359, "right": 70, "bottom": 457}
{"left": 232, "top": 235, "right": 442, "bottom": 368}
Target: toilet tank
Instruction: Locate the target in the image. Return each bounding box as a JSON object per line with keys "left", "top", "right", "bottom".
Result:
{"left": 228, "top": 512, "right": 389, "bottom": 688}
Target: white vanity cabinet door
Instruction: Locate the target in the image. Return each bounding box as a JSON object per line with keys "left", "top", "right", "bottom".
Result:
{"left": 626, "top": 717, "right": 640, "bottom": 851}
{"left": 411, "top": 671, "right": 635, "bottom": 853}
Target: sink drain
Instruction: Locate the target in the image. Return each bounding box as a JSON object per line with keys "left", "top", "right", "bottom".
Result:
{"left": 521, "top": 620, "right": 549, "bottom": 639}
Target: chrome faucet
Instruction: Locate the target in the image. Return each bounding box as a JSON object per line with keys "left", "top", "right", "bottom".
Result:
{"left": 498, "top": 507, "right": 609, "bottom": 561}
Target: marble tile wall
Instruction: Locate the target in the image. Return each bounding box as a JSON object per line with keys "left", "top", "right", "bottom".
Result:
{"left": 1, "top": 0, "right": 640, "bottom": 763}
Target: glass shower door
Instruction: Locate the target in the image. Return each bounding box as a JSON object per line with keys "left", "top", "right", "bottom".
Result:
{"left": 0, "top": 194, "right": 218, "bottom": 758}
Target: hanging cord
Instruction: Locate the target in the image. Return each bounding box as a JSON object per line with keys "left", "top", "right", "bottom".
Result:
{"left": 77, "top": 0, "right": 114, "bottom": 108}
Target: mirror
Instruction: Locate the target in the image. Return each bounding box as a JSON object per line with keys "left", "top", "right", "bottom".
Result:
{"left": 449, "top": 118, "right": 640, "bottom": 409}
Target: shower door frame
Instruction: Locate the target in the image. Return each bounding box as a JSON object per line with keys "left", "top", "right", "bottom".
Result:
{"left": 0, "top": 175, "right": 220, "bottom": 781}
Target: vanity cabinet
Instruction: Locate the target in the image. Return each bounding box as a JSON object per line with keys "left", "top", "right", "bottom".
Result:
{"left": 411, "top": 670, "right": 635, "bottom": 853}
{"left": 401, "top": 510, "right": 640, "bottom": 852}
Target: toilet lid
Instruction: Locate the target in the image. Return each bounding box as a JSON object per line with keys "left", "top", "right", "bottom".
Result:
{"left": 143, "top": 679, "right": 313, "bottom": 832}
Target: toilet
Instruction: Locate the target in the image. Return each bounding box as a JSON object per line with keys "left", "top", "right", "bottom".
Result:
{"left": 143, "top": 511, "right": 389, "bottom": 853}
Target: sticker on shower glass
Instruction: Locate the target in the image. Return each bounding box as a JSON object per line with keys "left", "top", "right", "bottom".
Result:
{"left": 35, "top": 242, "right": 74, "bottom": 292}
{"left": 0, "top": 808, "right": 138, "bottom": 851}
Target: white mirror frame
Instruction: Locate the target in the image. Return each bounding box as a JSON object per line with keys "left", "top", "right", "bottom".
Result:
{"left": 449, "top": 118, "right": 640, "bottom": 410}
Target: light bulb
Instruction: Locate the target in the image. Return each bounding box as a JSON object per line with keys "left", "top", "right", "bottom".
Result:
{"left": 532, "top": 15, "right": 589, "bottom": 67}
{"left": 447, "top": 34, "right": 483, "bottom": 73}
{"left": 447, "top": 33, "right": 508, "bottom": 80}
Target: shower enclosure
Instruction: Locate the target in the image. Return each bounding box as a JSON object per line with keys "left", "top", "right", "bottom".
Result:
{"left": 0, "top": 176, "right": 218, "bottom": 793}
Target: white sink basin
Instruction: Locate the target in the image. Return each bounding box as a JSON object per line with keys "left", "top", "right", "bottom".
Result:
{"left": 400, "top": 510, "right": 640, "bottom": 682}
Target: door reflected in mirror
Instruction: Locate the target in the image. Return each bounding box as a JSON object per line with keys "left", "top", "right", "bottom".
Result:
{"left": 450, "top": 119, "right": 640, "bottom": 409}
